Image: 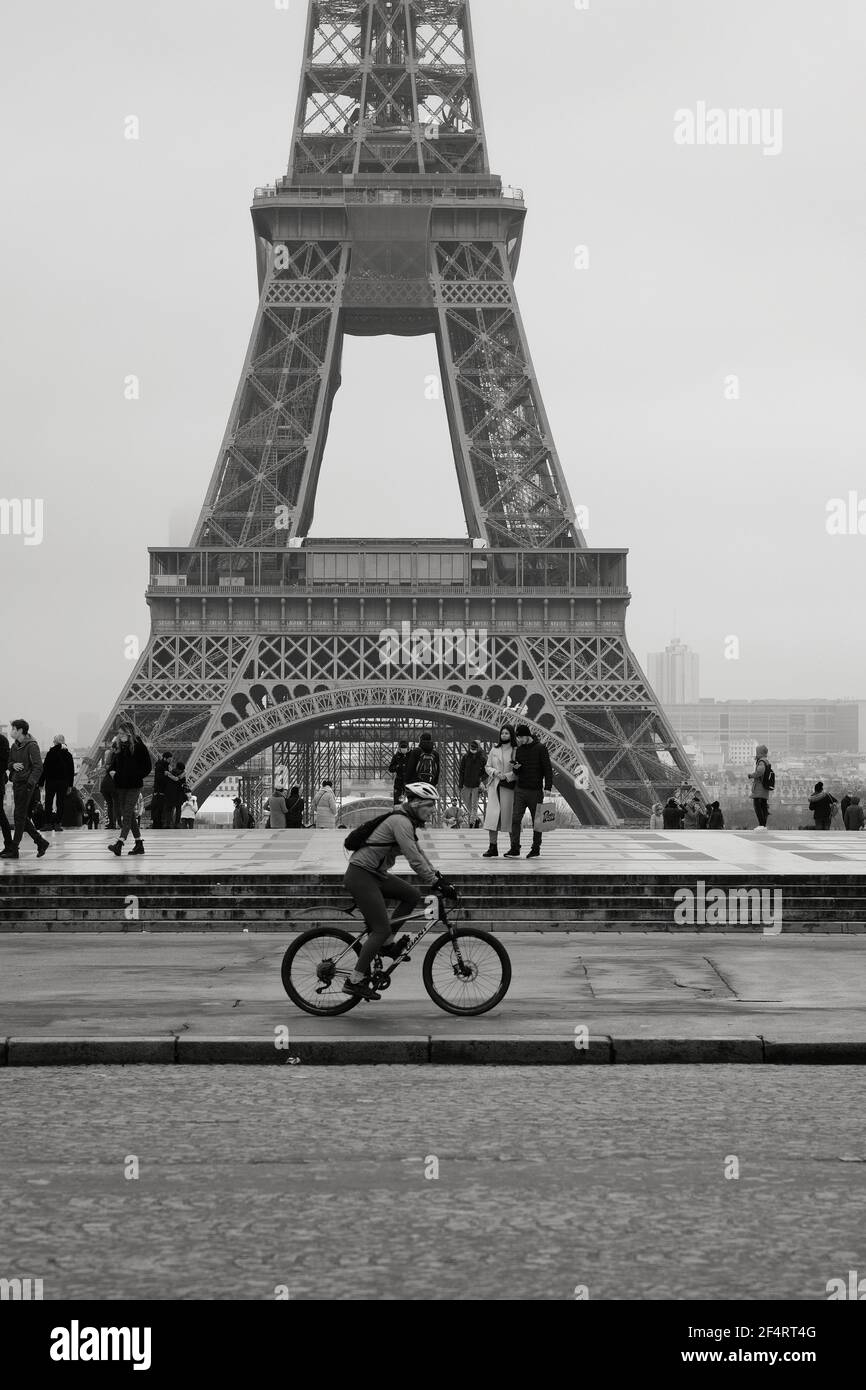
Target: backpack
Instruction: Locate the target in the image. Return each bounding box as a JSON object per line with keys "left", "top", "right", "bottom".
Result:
{"left": 415, "top": 750, "right": 437, "bottom": 782}
{"left": 761, "top": 761, "right": 775, "bottom": 791}
{"left": 344, "top": 811, "right": 412, "bottom": 853}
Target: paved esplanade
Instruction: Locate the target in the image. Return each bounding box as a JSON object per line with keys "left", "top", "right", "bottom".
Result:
{"left": 1, "top": 1066, "right": 864, "bottom": 1299}
{"left": 2, "top": 934, "right": 866, "bottom": 1058}
{"left": 2, "top": 827, "right": 866, "bottom": 877}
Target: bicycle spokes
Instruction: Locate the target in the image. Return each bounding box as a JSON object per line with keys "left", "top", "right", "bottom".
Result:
{"left": 427, "top": 933, "right": 508, "bottom": 1012}
{"left": 291, "top": 935, "right": 357, "bottom": 1009}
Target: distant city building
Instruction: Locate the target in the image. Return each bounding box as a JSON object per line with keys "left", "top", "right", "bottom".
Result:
{"left": 728, "top": 740, "right": 754, "bottom": 768}
{"left": 214, "top": 776, "right": 241, "bottom": 799}
{"left": 648, "top": 638, "right": 700, "bottom": 706}
{"left": 666, "top": 700, "right": 866, "bottom": 767}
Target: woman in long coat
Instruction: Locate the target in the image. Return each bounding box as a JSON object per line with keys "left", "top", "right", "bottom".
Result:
{"left": 313, "top": 781, "right": 338, "bottom": 829}
{"left": 482, "top": 726, "right": 517, "bottom": 858}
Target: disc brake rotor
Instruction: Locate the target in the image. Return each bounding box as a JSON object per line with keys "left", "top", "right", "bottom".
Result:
{"left": 452, "top": 953, "right": 478, "bottom": 982}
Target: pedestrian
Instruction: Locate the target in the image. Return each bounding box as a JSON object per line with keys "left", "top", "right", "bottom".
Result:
{"left": 100, "top": 742, "right": 118, "bottom": 829}
{"left": 809, "top": 781, "right": 838, "bottom": 831}
{"left": 662, "top": 798, "right": 683, "bottom": 830}
{"left": 707, "top": 801, "right": 725, "bottom": 830}
{"left": 0, "top": 727, "right": 12, "bottom": 854}
{"left": 84, "top": 797, "right": 101, "bottom": 830}
{"left": 482, "top": 726, "right": 517, "bottom": 858}
{"left": 312, "top": 780, "right": 338, "bottom": 829}
{"left": 749, "top": 744, "right": 774, "bottom": 830}
{"left": 151, "top": 751, "right": 171, "bottom": 829}
{"left": 285, "top": 786, "right": 305, "bottom": 829}
{"left": 649, "top": 803, "right": 664, "bottom": 830}
{"left": 164, "top": 761, "right": 187, "bottom": 829}
{"left": 844, "top": 796, "right": 865, "bottom": 832}
{"left": 405, "top": 733, "right": 440, "bottom": 788}
{"left": 232, "top": 796, "right": 254, "bottom": 829}
{"left": 388, "top": 740, "right": 410, "bottom": 805}
{"left": 180, "top": 793, "right": 198, "bottom": 830}
{"left": 504, "top": 724, "right": 553, "bottom": 861}
{"left": 106, "top": 720, "right": 153, "bottom": 857}
{"left": 683, "top": 798, "right": 706, "bottom": 830}
{"left": 0, "top": 719, "right": 50, "bottom": 860}
{"left": 268, "top": 786, "right": 289, "bottom": 829}
{"left": 459, "top": 741, "right": 487, "bottom": 828}
{"left": 40, "top": 734, "right": 75, "bottom": 833}
{"left": 65, "top": 785, "right": 85, "bottom": 828}
{"left": 840, "top": 792, "right": 853, "bottom": 824}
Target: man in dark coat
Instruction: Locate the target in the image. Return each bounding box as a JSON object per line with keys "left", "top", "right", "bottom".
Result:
{"left": 388, "top": 741, "right": 410, "bottom": 804}
{"left": 285, "top": 787, "right": 305, "bottom": 829}
{"left": 164, "top": 761, "right": 188, "bottom": 829}
{"left": 40, "top": 735, "right": 75, "bottom": 832}
{"left": 663, "top": 798, "right": 684, "bottom": 830}
{"left": 0, "top": 719, "right": 50, "bottom": 859}
{"left": 151, "top": 752, "right": 171, "bottom": 829}
{"left": 504, "top": 725, "right": 553, "bottom": 860}
{"left": 808, "top": 782, "right": 838, "bottom": 831}
{"left": 405, "top": 733, "right": 441, "bottom": 787}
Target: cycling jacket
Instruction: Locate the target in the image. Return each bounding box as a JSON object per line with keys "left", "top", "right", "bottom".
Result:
{"left": 348, "top": 811, "right": 437, "bottom": 886}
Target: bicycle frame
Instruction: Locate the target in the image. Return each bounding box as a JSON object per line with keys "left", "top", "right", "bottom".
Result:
{"left": 329, "top": 892, "right": 459, "bottom": 979}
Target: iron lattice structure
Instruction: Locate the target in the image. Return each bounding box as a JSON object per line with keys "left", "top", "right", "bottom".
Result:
{"left": 88, "top": 0, "right": 704, "bottom": 826}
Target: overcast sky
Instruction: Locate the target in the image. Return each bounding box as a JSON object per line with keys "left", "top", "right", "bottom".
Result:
{"left": 1, "top": 0, "right": 864, "bottom": 746}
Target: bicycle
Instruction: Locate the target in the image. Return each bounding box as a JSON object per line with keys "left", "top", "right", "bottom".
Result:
{"left": 280, "top": 889, "right": 511, "bottom": 1018}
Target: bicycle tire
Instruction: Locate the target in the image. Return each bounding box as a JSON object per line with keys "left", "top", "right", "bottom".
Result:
{"left": 422, "top": 928, "right": 511, "bottom": 1017}
{"left": 281, "top": 928, "right": 363, "bottom": 1017}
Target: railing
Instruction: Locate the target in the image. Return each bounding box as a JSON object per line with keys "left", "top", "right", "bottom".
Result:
{"left": 253, "top": 184, "right": 524, "bottom": 204}
{"left": 147, "top": 584, "right": 628, "bottom": 599}
{"left": 150, "top": 619, "right": 625, "bottom": 636}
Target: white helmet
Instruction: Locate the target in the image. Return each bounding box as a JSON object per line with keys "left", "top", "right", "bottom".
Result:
{"left": 404, "top": 782, "right": 440, "bottom": 803}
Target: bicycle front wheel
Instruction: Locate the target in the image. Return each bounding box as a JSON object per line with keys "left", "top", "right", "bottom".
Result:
{"left": 281, "top": 928, "right": 362, "bottom": 1017}
{"left": 422, "top": 929, "right": 512, "bottom": 1017}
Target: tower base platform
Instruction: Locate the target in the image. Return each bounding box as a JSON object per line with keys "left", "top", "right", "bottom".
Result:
{"left": 1, "top": 831, "right": 864, "bottom": 934}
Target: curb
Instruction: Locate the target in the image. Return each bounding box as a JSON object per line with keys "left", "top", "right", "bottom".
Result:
{"left": 3, "top": 1036, "right": 866, "bottom": 1065}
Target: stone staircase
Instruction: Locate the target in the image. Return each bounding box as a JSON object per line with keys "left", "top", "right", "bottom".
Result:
{"left": 0, "top": 872, "right": 864, "bottom": 933}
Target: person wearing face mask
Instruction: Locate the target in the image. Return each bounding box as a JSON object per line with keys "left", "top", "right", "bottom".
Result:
{"left": 481, "top": 726, "right": 517, "bottom": 858}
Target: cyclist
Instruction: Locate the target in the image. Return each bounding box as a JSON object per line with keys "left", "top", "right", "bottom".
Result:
{"left": 343, "top": 782, "right": 457, "bottom": 1001}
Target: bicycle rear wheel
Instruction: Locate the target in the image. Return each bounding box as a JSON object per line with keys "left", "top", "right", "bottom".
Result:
{"left": 422, "top": 929, "right": 511, "bottom": 1017}
{"left": 281, "top": 928, "right": 362, "bottom": 1017}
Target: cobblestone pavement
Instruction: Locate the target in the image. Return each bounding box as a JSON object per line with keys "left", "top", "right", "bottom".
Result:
{"left": 1, "top": 1067, "right": 864, "bottom": 1301}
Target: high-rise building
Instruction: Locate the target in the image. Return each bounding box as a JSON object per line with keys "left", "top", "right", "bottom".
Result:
{"left": 648, "top": 639, "right": 700, "bottom": 706}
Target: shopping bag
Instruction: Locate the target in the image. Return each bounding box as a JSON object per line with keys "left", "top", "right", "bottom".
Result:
{"left": 533, "top": 798, "right": 557, "bottom": 834}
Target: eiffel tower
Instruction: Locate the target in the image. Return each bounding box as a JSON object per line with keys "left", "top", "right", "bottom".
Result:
{"left": 91, "top": 0, "right": 702, "bottom": 826}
